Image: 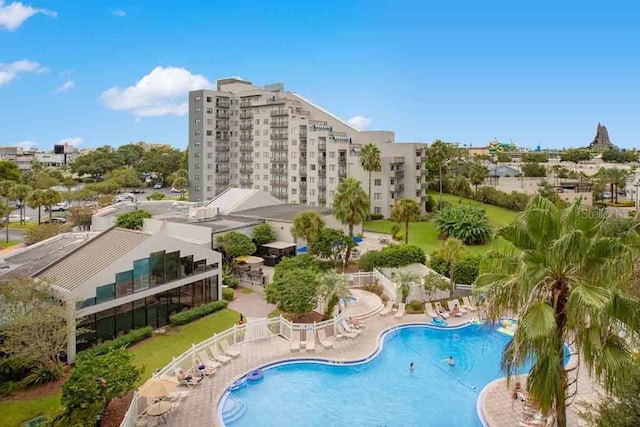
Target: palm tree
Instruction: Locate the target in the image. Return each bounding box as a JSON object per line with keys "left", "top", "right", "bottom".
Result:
{"left": 450, "top": 176, "right": 471, "bottom": 202}
{"left": 427, "top": 140, "right": 453, "bottom": 202}
{"left": 359, "top": 143, "right": 381, "bottom": 219}
{"left": 9, "top": 184, "right": 31, "bottom": 225}
{"left": 317, "top": 271, "right": 350, "bottom": 320}
{"left": 172, "top": 177, "right": 188, "bottom": 199}
{"left": 392, "top": 270, "right": 420, "bottom": 303}
{"left": 42, "top": 189, "right": 62, "bottom": 223}
{"left": 390, "top": 198, "right": 421, "bottom": 244}
{"left": 440, "top": 237, "right": 466, "bottom": 296}
{"left": 291, "top": 211, "right": 325, "bottom": 248}
{"left": 27, "top": 189, "right": 45, "bottom": 224}
{"left": 333, "top": 177, "right": 369, "bottom": 263}
{"left": 0, "top": 180, "right": 15, "bottom": 242}
{"left": 475, "top": 196, "right": 640, "bottom": 427}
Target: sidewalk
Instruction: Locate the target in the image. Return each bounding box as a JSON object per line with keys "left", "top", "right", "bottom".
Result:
{"left": 0, "top": 243, "right": 25, "bottom": 258}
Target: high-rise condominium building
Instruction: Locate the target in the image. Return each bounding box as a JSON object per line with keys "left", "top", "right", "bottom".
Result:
{"left": 188, "top": 77, "right": 427, "bottom": 217}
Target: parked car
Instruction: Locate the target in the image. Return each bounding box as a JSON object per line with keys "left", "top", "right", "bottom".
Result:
{"left": 170, "top": 187, "right": 182, "bottom": 193}
{"left": 15, "top": 201, "right": 24, "bottom": 209}
{"left": 45, "top": 202, "right": 70, "bottom": 212}
{"left": 153, "top": 183, "right": 163, "bottom": 189}
{"left": 130, "top": 188, "right": 146, "bottom": 194}
{"left": 115, "top": 193, "right": 135, "bottom": 203}
{"left": 43, "top": 217, "right": 67, "bottom": 224}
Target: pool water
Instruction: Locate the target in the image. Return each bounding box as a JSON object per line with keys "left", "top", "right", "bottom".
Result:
{"left": 221, "top": 324, "right": 536, "bottom": 427}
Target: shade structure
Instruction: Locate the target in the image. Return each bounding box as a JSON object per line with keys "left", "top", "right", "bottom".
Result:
{"left": 353, "top": 236, "right": 363, "bottom": 244}
{"left": 138, "top": 377, "right": 179, "bottom": 398}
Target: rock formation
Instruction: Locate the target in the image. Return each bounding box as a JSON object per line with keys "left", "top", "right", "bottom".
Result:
{"left": 588, "top": 122, "right": 614, "bottom": 151}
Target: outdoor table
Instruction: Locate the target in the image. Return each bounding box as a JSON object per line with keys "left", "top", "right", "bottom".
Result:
{"left": 147, "top": 400, "right": 172, "bottom": 424}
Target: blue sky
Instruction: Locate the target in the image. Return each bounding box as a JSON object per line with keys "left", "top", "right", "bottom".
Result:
{"left": 1, "top": 0, "right": 638, "bottom": 151}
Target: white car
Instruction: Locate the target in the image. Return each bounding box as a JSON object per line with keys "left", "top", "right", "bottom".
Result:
{"left": 46, "top": 202, "right": 70, "bottom": 212}
{"left": 153, "top": 183, "right": 163, "bottom": 189}
{"left": 170, "top": 187, "right": 182, "bottom": 193}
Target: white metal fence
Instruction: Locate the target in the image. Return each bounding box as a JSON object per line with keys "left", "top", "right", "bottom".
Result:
{"left": 120, "top": 313, "right": 347, "bottom": 427}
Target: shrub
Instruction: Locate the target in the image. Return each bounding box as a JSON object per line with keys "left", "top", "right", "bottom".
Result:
{"left": 425, "top": 195, "right": 436, "bottom": 212}
{"left": 146, "top": 192, "right": 166, "bottom": 200}
{"left": 169, "top": 300, "right": 229, "bottom": 326}
{"left": 252, "top": 223, "right": 277, "bottom": 245}
{"left": 436, "top": 200, "right": 452, "bottom": 211}
{"left": 223, "top": 275, "right": 240, "bottom": 289}
{"left": 393, "top": 231, "right": 404, "bottom": 241}
{"left": 222, "top": 287, "right": 234, "bottom": 301}
{"left": 419, "top": 213, "right": 433, "bottom": 222}
{"left": 357, "top": 245, "right": 426, "bottom": 271}
{"left": 473, "top": 186, "right": 530, "bottom": 211}
{"left": 369, "top": 213, "right": 384, "bottom": 220}
{"left": 25, "top": 223, "right": 73, "bottom": 246}
{"left": 0, "top": 380, "right": 22, "bottom": 397}
{"left": 433, "top": 205, "right": 492, "bottom": 244}
{"left": 452, "top": 255, "right": 481, "bottom": 284}
{"left": 429, "top": 251, "right": 449, "bottom": 276}
{"left": 361, "top": 283, "right": 384, "bottom": 296}
{"left": 85, "top": 326, "right": 153, "bottom": 357}
{"left": 390, "top": 223, "right": 401, "bottom": 236}
{"left": 23, "top": 363, "right": 64, "bottom": 387}
{"left": 115, "top": 209, "right": 152, "bottom": 230}
{"left": 357, "top": 251, "right": 380, "bottom": 271}
{"left": 409, "top": 300, "right": 423, "bottom": 311}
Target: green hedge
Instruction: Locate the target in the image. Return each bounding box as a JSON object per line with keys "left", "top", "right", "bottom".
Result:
{"left": 84, "top": 326, "right": 152, "bottom": 357}
{"left": 357, "top": 244, "right": 426, "bottom": 271}
{"left": 169, "top": 300, "right": 229, "bottom": 326}
{"left": 369, "top": 213, "right": 384, "bottom": 220}
{"left": 429, "top": 251, "right": 482, "bottom": 285}
{"left": 222, "top": 287, "right": 234, "bottom": 301}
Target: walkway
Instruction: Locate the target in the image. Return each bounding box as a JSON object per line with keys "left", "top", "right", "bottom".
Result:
{"left": 227, "top": 287, "right": 276, "bottom": 319}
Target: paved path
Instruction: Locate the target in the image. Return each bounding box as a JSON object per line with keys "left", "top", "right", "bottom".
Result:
{"left": 227, "top": 288, "right": 276, "bottom": 318}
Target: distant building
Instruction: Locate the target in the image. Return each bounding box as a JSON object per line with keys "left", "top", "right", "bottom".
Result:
{"left": 0, "top": 144, "right": 78, "bottom": 170}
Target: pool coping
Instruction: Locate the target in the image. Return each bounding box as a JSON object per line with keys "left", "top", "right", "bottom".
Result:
{"left": 216, "top": 320, "right": 480, "bottom": 426}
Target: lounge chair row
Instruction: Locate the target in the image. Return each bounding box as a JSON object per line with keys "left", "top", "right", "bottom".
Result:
{"left": 171, "top": 338, "right": 242, "bottom": 387}
{"left": 379, "top": 300, "right": 406, "bottom": 318}
{"left": 426, "top": 297, "right": 478, "bottom": 320}
{"left": 290, "top": 328, "right": 336, "bottom": 352}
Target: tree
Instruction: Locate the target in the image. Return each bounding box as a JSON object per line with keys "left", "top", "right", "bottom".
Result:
{"left": 0, "top": 278, "right": 70, "bottom": 374}
{"left": 42, "top": 189, "right": 62, "bottom": 222}
{"left": 62, "top": 178, "right": 78, "bottom": 192}
{"left": 115, "top": 143, "right": 144, "bottom": 169}
{"left": 265, "top": 268, "right": 319, "bottom": 320}
{"left": 392, "top": 270, "right": 420, "bottom": 303}
{"left": 69, "top": 147, "right": 124, "bottom": 181}
{"left": 469, "top": 162, "right": 488, "bottom": 194}
{"left": 9, "top": 184, "right": 32, "bottom": 225}
{"left": 560, "top": 148, "right": 592, "bottom": 166}
{"left": 439, "top": 238, "right": 465, "bottom": 296}
{"left": 450, "top": 175, "right": 472, "bottom": 201}
{"left": 28, "top": 171, "right": 59, "bottom": 190}
{"left": 521, "top": 152, "right": 549, "bottom": 163}
{"left": 333, "top": 177, "right": 369, "bottom": 263}
{"left": 56, "top": 347, "right": 142, "bottom": 426}
{"left": 496, "top": 152, "right": 512, "bottom": 163}
{"left": 359, "top": 143, "right": 381, "bottom": 219}
{"left": 317, "top": 271, "right": 350, "bottom": 319}
{"left": 25, "top": 223, "right": 72, "bottom": 245}
{"left": 522, "top": 162, "right": 547, "bottom": 177}
{"left": 216, "top": 231, "right": 256, "bottom": 274}
{"left": 0, "top": 180, "right": 15, "bottom": 242}
{"left": 68, "top": 206, "right": 95, "bottom": 231}
{"left": 27, "top": 188, "right": 45, "bottom": 224}
{"left": 139, "top": 147, "right": 183, "bottom": 183}
{"left": 291, "top": 210, "right": 325, "bottom": 248}
{"left": 171, "top": 176, "right": 188, "bottom": 199}
{"left": 423, "top": 271, "right": 450, "bottom": 301}
{"left": 426, "top": 140, "right": 456, "bottom": 201}
{"left": 0, "top": 160, "right": 20, "bottom": 182}
{"left": 310, "top": 227, "right": 354, "bottom": 265}
{"left": 252, "top": 223, "right": 277, "bottom": 246}
{"left": 475, "top": 196, "right": 640, "bottom": 427}
{"left": 0, "top": 201, "right": 12, "bottom": 243}
{"left": 115, "top": 209, "right": 152, "bottom": 230}
{"left": 104, "top": 168, "right": 142, "bottom": 189}
{"left": 390, "top": 198, "right": 421, "bottom": 244}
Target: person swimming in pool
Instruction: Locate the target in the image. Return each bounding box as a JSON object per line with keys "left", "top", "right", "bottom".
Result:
{"left": 447, "top": 356, "right": 455, "bottom": 367}
{"left": 409, "top": 362, "right": 414, "bottom": 373}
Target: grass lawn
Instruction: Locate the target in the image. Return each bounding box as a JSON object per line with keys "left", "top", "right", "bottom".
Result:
{"left": 363, "top": 192, "right": 519, "bottom": 256}
{"left": 240, "top": 288, "right": 254, "bottom": 294}
{"left": 0, "top": 308, "right": 240, "bottom": 427}
{"left": 0, "top": 240, "right": 18, "bottom": 250}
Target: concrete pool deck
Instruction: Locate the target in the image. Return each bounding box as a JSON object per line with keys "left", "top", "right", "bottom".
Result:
{"left": 154, "top": 310, "right": 600, "bottom": 427}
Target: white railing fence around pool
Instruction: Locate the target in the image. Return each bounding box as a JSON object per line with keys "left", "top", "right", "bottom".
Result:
{"left": 120, "top": 312, "right": 348, "bottom": 427}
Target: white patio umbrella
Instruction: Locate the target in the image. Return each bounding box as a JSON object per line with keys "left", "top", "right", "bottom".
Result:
{"left": 137, "top": 377, "right": 180, "bottom": 398}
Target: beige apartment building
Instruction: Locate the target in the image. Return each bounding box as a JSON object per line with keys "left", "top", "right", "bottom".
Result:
{"left": 188, "top": 77, "right": 427, "bottom": 218}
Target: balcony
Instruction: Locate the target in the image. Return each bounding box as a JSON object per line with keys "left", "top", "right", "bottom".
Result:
{"left": 395, "top": 170, "right": 405, "bottom": 179}
{"left": 338, "top": 156, "right": 347, "bottom": 164}
{"left": 215, "top": 177, "right": 230, "bottom": 186}
{"left": 216, "top": 99, "right": 230, "bottom": 108}
{"left": 299, "top": 155, "right": 307, "bottom": 164}
{"left": 239, "top": 122, "right": 253, "bottom": 130}
{"left": 216, "top": 111, "right": 230, "bottom": 119}
{"left": 270, "top": 120, "right": 288, "bottom": 128}
{"left": 266, "top": 97, "right": 286, "bottom": 105}
{"left": 216, "top": 134, "right": 229, "bottom": 142}
{"left": 318, "top": 156, "right": 326, "bottom": 164}
{"left": 300, "top": 130, "right": 308, "bottom": 138}
{"left": 270, "top": 109, "right": 289, "bottom": 117}
{"left": 299, "top": 142, "right": 307, "bottom": 152}
{"left": 393, "top": 156, "right": 405, "bottom": 164}
{"left": 421, "top": 182, "right": 429, "bottom": 189}
{"left": 270, "top": 168, "right": 287, "bottom": 176}
{"left": 215, "top": 155, "right": 230, "bottom": 163}
{"left": 270, "top": 180, "right": 288, "bottom": 188}
{"left": 240, "top": 134, "right": 253, "bottom": 142}
{"left": 239, "top": 178, "right": 253, "bottom": 187}
{"left": 270, "top": 133, "right": 288, "bottom": 140}
{"left": 239, "top": 100, "right": 252, "bottom": 108}
{"left": 318, "top": 169, "right": 326, "bottom": 177}
{"left": 273, "top": 192, "right": 288, "bottom": 201}
{"left": 318, "top": 142, "right": 327, "bottom": 150}
{"left": 239, "top": 143, "right": 253, "bottom": 152}
{"left": 217, "top": 166, "right": 230, "bottom": 174}
{"left": 240, "top": 166, "right": 253, "bottom": 174}
{"left": 240, "top": 110, "right": 253, "bottom": 119}
{"left": 318, "top": 193, "right": 326, "bottom": 203}
{"left": 215, "top": 143, "right": 230, "bottom": 152}
{"left": 299, "top": 166, "right": 307, "bottom": 176}
{"left": 338, "top": 167, "right": 347, "bottom": 177}
{"left": 216, "top": 123, "right": 230, "bottom": 131}
{"left": 239, "top": 155, "right": 252, "bottom": 163}
{"left": 318, "top": 178, "right": 326, "bottom": 188}
{"left": 270, "top": 144, "right": 287, "bottom": 152}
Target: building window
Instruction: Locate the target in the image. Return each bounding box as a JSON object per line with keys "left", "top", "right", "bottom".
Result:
{"left": 329, "top": 151, "right": 336, "bottom": 158}
{"left": 165, "top": 251, "right": 180, "bottom": 282}
{"left": 206, "top": 96, "right": 211, "bottom": 102}
{"left": 263, "top": 119, "right": 268, "bottom": 124}
{"left": 416, "top": 190, "right": 422, "bottom": 197}
{"left": 206, "top": 130, "right": 212, "bottom": 136}
{"left": 194, "top": 130, "right": 201, "bottom": 135}
{"left": 207, "top": 141, "right": 212, "bottom": 148}
{"left": 195, "top": 119, "right": 201, "bottom": 125}
{"left": 195, "top": 163, "right": 200, "bottom": 169}
{"left": 194, "top": 140, "right": 201, "bottom": 147}
{"left": 374, "top": 179, "right": 382, "bottom": 186}
{"left": 206, "top": 108, "right": 213, "bottom": 114}
{"left": 180, "top": 255, "right": 194, "bottom": 277}
{"left": 195, "top": 96, "right": 201, "bottom": 102}
{"left": 374, "top": 193, "right": 381, "bottom": 200}
{"left": 329, "top": 177, "right": 335, "bottom": 184}
{"left": 194, "top": 152, "right": 200, "bottom": 158}
{"left": 390, "top": 178, "right": 395, "bottom": 185}
{"left": 292, "top": 189, "right": 297, "bottom": 195}
{"left": 416, "top": 164, "right": 421, "bottom": 170}
{"left": 390, "top": 192, "right": 395, "bottom": 199}
{"left": 374, "top": 207, "right": 382, "bottom": 214}
{"left": 133, "top": 258, "right": 150, "bottom": 292}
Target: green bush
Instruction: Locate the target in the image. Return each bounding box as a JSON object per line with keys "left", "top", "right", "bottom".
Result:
{"left": 436, "top": 200, "right": 452, "bottom": 211}
{"left": 390, "top": 223, "right": 401, "bottom": 236}
{"left": 425, "top": 195, "right": 436, "bottom": 212}
{"left": 222, "top": 287, "right": 234, "bottom": 301}
{"left": 86, "top": 326, "right": 153, "bottom": 357}
{"left": 169, "top": 300, "right": 229, "bottom": 326}
{"left": 357, "top": 245, "right": 426, "bottom": 271}
{"left": 23, "top": 363, "right": 64, "bottom": 387}
{"left": 429, "top": 252, "right": 449, "bottom": 276}
{"left": 452, "top": 255, "right": 481, "bottom": 284}
{"left": 473, "top": 186, "right": 530, "bottom": 211}
{"left": 408, "top": 300, "right": 423, "bottom": 311}
{"left": 434, "top": 205, "right": 492, "bottom": 244}
{"left": 369, "top": 213, "right": 384, "bottom": 220}
{"left": 357, "top": 251, "right": 380, "bottom": 271}
{"left": 223, "top": 275, "right": 240, "bottom": 289}
{"left": 393, "top": 231, "right": 404, "bottom": 241}
{"left": 146, "top": 192, "right": 166, "bottom": 200}
{"left": 0, "top": 380, "right": 22, "bottom": 397}
{"left": 25, "top": 223, "right": 73, "bottom": 246}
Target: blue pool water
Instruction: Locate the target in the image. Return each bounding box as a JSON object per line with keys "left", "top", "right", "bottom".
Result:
{"left": 220, "top": 323, "right": 539, "bottom": 427}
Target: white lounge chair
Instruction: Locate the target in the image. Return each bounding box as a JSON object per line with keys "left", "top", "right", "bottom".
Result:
{"left": 337, "top": 323, "right": 358, "bottom": 339}
{"left": 290, "top": 329, "right": 301, "bottom": 352}
{"left": 209, "top": 343, "right": 231, "bottom": 364}
{"left": 379, "top": 300, "right": 394, "bottom": 316}
{"left": 394, "top": 302, "right": 406, "bottom": 318}
{"left": 425, "top": 303, "right": 438, "bottom": 319}
{"left": 340, "top": 319, "right": 362, "bottom": 336}
{"left": 305, "top": 330, "right": 316, "bottom": 352}
{"left": 462, "top": 296, "right": 478, "bottom": 311}
{"left": 220, "top": 339, "right": 241, "bottom": 358}
{"left": 451, "top": 298, "right": 468, "bottom": 314}
{"left": 197, "top": 350, "right": 221, "bottom": 370}
{"left": 317, "top": 329, "right": 334, "bottom": 348}
{"left": 434, "top": 301, "right": 450, "bottom": 319}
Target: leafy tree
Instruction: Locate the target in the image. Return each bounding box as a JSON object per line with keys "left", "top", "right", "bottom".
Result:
{"left": 0, "top": 180, "right": 15, "bottom": 242}
{"left": 9, "top": 184, "right": 32, "bottom": 225}
{"left": 496, "top": 152, "right": 512, "bottom": 163}
{"left": 252, "top": 223, "right": 277, "bottom": 246}
{"left": 62, "top": 178, "right": 78, "bottom": 192}
{"left": 56, "top": 347, "right": 142, "bottom": 427}
{"left": 139, "top": 146, "right": 183, "bottom": 183}
{"left": 0, "top": 160, "right": 20, "bottom": 182}
{"left": 560, "top": 148, "right": 592, "bottom": 165}
{"left": 469, "top": 162, "right": 488, "bottom": 194}
{"left": 359, "top": 143, "right": 381, "bottom": 218}
{"left": 69, "top": 147, "right": 124, "bottom": 181}
{"left": 216, "top": 231, "right": 256, "bottom": 274}
{"left": 601, "top": 148, "right": 639, "bottom": 163}
{"left": 145, "top": 192, "right": 166, "bottom": 200}
{"left": 596, "top": 167, "right": 628, "bottom": 204}
{"left": 0, "top": 201, "right": 12, "bottom": 243}
{"left": 104, "top": 167, "right": 142, "bottom": 188}
{"left": 317, "top": 271, "right": 350, "bottom": 319}
{"left": 433, "top": 205, "right": 492, "bottom": 244}
{"left": 392, "top": 270, "right": 420, "bottom": 303}
{"left": 423, "top": 271, "right": 451, "bottom": 301}
{"left": 42, "top": 189, "right": 63, "bottom": 222}
{"left": 390, "top": 198, "right": 421, "bottom": 244}
{"left": 449, "top": 175, "right": 472, "bottom": 201}
{"left": 333, "top": 177, "right": 369, "bottom": 263}
{"left": 68, "top": 188, "right": 98, "bottom": 203}
{"left": 265, "top": 268, "right": 319, "bottom": 319}
{"left": 521, "top": 152, "right": 549, "bottom": 163}
{"left": 522, "top": 162, "right": 547, "bottom": 177}
{"left": 27, "top": 171, "right": 59, "bottom": 190}
{"left": 310, "top": 227, "right": 354, "bottom": 265}
{"left": 291, "top": 210, "right": 325, "bottom": 247}
{"left": 0, "top": 278, "right": 70, "bottom": 374}
{"left": 475, "top": 196, "right": 640, "bottom": 427}
{"left": 115, "top": 143, "right": 144, "bottom": 168}
{"left": 25, "top": 222, "right": 72, "bottom": 245}
{"left": 172, "top": 176, "right": 188, "bottom": 199}
{"left": 114, "top": 209, "right": 152, "bottom": 230}
{"left": 174, "top": 168, "right": 188, "bottom": 179}
{"left": 537, "top": 180, "right": 565, "bottom": 207}
{"left": 68, "top": 206, "right": 95, "bottom": 230}
{"left": 426, "top": 140, "right": 456, "bottom": 201}
{"left": 27, "top": 189, "right": 45, "bottom": 224}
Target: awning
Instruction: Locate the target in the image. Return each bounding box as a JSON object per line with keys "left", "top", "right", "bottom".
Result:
{"left": 262, "top": 241, "right": 297, "bottom": 250}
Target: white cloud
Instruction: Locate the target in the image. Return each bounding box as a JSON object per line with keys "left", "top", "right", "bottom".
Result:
{"left": 0, "top": 59, "right": 46, "bottom": 86}
{"left": 347, "top": 115, "right": 372, "bottom": 130}
{"left": 0, "top": 0, "right": 57, "bottom": 31}
{"left": 99, "top": 66, "right": 214, "bottom": 117}
{"left": 113, "top": 9, "right": 126, "bottom": 17}
{"left": 57, "top": 137, "right": 83, "bottom": 147}
{"left": 17, "top": 140, "right": 38, "bottom": 150}
{"left": 58, "top": 69, "right": 74, "bottom": 77}
{"left": 55, "top": 80, "right": 75, "bottom": 94}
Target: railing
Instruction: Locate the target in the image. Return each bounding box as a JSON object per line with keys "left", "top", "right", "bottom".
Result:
{"left": 239, "top": 123, "right": 253, "bottom": 130}
{"left": 239, "top": 134, "right": 252, "bottom": 142}
{"left": 270, "top": 133, "right": 288, "bottom": 140}
{"left": 270, "top": 120, "right": 288, "bottom": 128}
{"left": 240, "top": 111, "right": 253, "bottom": 119}
{"left": 216, "top": 123, "right": 230, "bottom": 131}
{"left": 270, "top": 109, "right": 289, "bottom": 117}
{"left": 216, "top": 111, "right": 230, "bottom": 119}
{"left": 239, "top": 144, "right": 253, "bottom": 152}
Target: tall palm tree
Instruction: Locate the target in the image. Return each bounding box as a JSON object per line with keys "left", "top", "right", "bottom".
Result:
{"left": 392, "top": 270, "right": 420, "bottom": 303}
{"left": 291, "top": 211, "right": 325, "bottom": 248}
{"left": 42, "top": 189, "right": 62, "bottom": 223}
{"left": 359, "top": 143, "right": 381, "bottom": 219}
{"left": 390, "top": 198, "right": 421, "bottom": 244}
{"left": 27, "top": 189, "right": 45, "bottom": 224}
{"left": 440, "top": 238, "right": 466, "bottom": 296}
{"left": 317, "top": 271, "right": 350, "bottom": 320}
{"left": 333, "top": 177, "right": 369, "bottom": 263}
{"left": 9, "top": 184, "right": 32, "bottom": 225}
{"left": 475, "top": 196, "right": 640, "bottom": 427}
{"left": 172, "top": 177, "right": 188, "bottom": 200}
{"left": 427, "top": 140, "right": 453, "bottom": 202}
{"left": 0, "top": 180, "right": 15, "bottom": 242}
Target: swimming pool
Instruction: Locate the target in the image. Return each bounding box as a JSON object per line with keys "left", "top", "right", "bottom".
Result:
{"left": 219, "top": 323, "right": 538, "bottom": 427}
